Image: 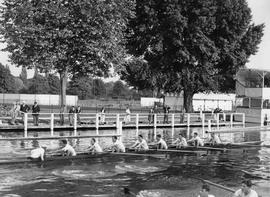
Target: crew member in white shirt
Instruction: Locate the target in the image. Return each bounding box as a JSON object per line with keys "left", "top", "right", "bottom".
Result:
{"left": 155, "top": 134, "right": 168, "bottom": 149}
{"left": 111, "top": 136, "right": 125, "bottom": 152}
{"left": 233, "top": 180, "right": 258, "bottom": 197}
{"left": 209, "top": 133, "right": 221, "bottom": 145}
{"left": 172, "top": 133, "right": 188, "bottom": 148}
{"left": 29, "top": 146, "right": 46, "bottom": 161}
{"left": 87, "top": 138, "right": 103, "bottom": 153}
{"left": 131, "top": 134, "right": 149, "bottom": 151}
{"left": 198, "top": 184, "right": 215, "bottom": 197}
{"left": 188, "top": 132, "right": 204, "bottom": 147}
{"left": 60, "top": 139, "right": 76, "bottom": 156}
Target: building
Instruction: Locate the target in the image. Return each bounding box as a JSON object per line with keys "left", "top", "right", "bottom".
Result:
{"left": 235, "top": 68, "right": 270, "bottom": 125}
{"left": 164, "top": 92, "right": 235, "bottom": 112}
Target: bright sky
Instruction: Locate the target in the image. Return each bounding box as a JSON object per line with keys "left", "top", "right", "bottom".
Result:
{"left": 0, "top": 0, "right": 269, "bottom": 78}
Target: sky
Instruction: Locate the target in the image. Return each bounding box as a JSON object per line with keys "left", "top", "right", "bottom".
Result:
{"left": 0, "top": 0, "right": 269, "bottom": 78}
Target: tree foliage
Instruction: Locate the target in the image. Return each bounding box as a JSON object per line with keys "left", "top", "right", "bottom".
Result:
{"left": 67, "top": 76, "right": 93, "bottom": 99}
{"left": 19, "top": 66, "right": 28, "bottom": 86}
{"left": 112, "top": 80, "right": 128, "bottom": 98}
{"left": 47, "top": 74, "right": 60, "bottom": 94}
{"left": 92, "top": 78, "right": 106, "bottom": 98}
{"left": 0, "top": 64, "right": 16, "bottom": 93}
{"left": 0, "top": 0, "right": 135, "bottom": 105}
{"left": 26, "top": 74, "right": 50, "bottom": 94}
{"left": 126, "top": 0, "right": 264, "bottom": 112}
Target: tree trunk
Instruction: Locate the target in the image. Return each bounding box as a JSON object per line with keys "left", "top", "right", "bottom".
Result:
{"left": 59, "top": 70, "right": 68, "bottom": 107}
{"left": 183, "top": 89, "right": 194, "bottom": 113}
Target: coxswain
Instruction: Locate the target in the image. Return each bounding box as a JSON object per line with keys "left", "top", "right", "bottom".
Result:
{"left": 29, "top": 146, "right": 46, "bottom": 161}
{"left": 131, "top": 134, "right": 149, "bottom": 151}
{"left": 187, "top": 132, "right": 204, "bottom": 147}
{"left": 60, "top": 139, "right": 77, "bottom": 156}
{"left": 87, "top": 138, "right": 103, "bottom": 153}
{"left": 155, "top": 134, "right": 168, "bottom": 149}
{"left": 198, "top": 184, "right": 215, "bottom": 197}
{"left": 111, "top": 136, "right": 125, "bottom": 152}
{"left": 233, "top": 180, "right": 258, "bottom": 197}
{"left": 172, "top": 133, "right": 188, "bottom": 148}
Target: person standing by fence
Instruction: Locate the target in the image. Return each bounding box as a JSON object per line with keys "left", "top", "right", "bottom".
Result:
{"left": 32, "top": 101, "right": 40, "bottom": 126}
{"left": 100, "top": 107, "right": 106, "bottom": 125}
{"left": 76, "top": 106, "right": 81, "bottom": 125}
{"left": 163, "top": 106, "right": 169, "bottom": 124}
{"left": 124, "top": 106, "right": 131, "bottom": 123}
{"left": 68, "top": 106, "right": 76, "bottom": 126}
{"left": 20, "top": 101, "right": 30, "bottom": 122}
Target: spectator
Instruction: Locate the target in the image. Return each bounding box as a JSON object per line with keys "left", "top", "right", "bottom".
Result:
{"left": 124, "top": 106, "right": 131, "bottom": 123}
{"left": 32, "top": 101, "right": 40, "bottom": 126}
{"left": 76, "top": 106, "right": 81, "bottom": 125}
{"left": 20, "top": 101, "right": 30, "bottom": 122}
{"left": 100, "top": 107, "right": 106, "bottom": 125}
{"left": 68, "top": 106, "right": 76, "bottom": 126}
{"left": 163, "top": 105, "right": 169, "bottom": 124}
{"left": 148, "top": 108, "right": 154, "bottom": 124}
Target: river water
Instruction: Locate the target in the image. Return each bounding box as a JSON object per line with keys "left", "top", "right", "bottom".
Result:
{"left": 0, "top": 127, "right": 269, "bottom": 197}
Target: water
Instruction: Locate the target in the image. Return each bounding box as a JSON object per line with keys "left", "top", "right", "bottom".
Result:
{"left": 0, "top": 127, "right": 269, "bottom": 197}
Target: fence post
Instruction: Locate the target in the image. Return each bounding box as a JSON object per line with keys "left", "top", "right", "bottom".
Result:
{"left": 242, "top": 113, "right": 245, "bottom": 127}
{"left": 119, "top": 121, "right": 123, "bottom": 142}
{"left": 208, "top": 119, "right": 212, "bottom": 131}
{"left": 136, "top": 114, "right": 139, "bottom": 136}
{"left": 116, "top": 113, "right": 120, "bottom": 127}
{"left": 217, "top": 113, "right": 220, "bottom": 130}
{"left": 95, "top": 113, "right": 99, "bottom": 135}
{"left": 74, "top": 113, "right": 77, "bottom": 136}
{"left": 24, "top": 113, "right": 28, "bottom": 138}
{"left": 171, "top": 114, "right": 175, "bottom": 128}
{"left": 50, "top": 113, "right": 54, "bottom": 136}
{"left": 223, "top": 113, "right": 226, "bottom": 122}
{"left": 187, "top": 113, "right": 191, "bottom": 137}
{"left": 154, "top": 114, "right": 157, "bottom": 128}
{"left": 202, "top": 113, "right": 205, "bottom": 135}
{"left": 230, "top": 114, "right": 233, "bottom": 128}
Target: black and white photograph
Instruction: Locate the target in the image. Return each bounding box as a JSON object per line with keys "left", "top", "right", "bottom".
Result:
{"left": 0, "top": 0, "right": 269, "bottom": 196}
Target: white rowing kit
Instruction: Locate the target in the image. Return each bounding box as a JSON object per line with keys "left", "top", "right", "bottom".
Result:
{"left": 30, "top": 147, "right": 45, "bottom": 161}
{"left": 62, "top": 144, "right": 76, "bottom": 156}
{"left": 113, "top": 140, "right": 126, "bottom": 152}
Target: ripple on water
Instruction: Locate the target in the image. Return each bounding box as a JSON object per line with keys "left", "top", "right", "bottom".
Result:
{"left": 115, "top": 164, "right": 164, "bottom": 175}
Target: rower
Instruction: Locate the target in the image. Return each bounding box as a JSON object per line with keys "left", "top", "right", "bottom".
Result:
{"left": 209, "top": 133, "right": 221, "bottom": 145}
{"left": 155, "top": 134, "right": 168, "bottom": 149}
{"left": 187, "top": 132, "right": 204, "bottom": 147}
{"left": 233, "top": 180, "right": 258, "bottom": 197}
{"left": 29, "top": 146, "right": 46, "bottom": 161}
{"left": 172, "top": 133, "right": 187, "bottom": 148}
{"left": 131, "top": 134, "right": 149, "bottom": 151}
{"left": 111, "top": 136, "right": 125, "bottom": 152}
{"left": 87, "top": 138, "right": 103, "bottom": 153}
{"left": 198, "top": 184, "right": 215, "bottom": 197}
{"left": 60, "top": 139, "right": 77, "bottom": 156}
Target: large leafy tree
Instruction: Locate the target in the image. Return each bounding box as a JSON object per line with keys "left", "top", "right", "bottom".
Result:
{"left": 0, "top": 0, "right": 135, "bottom": 106}
{"left": 0, "top": 63, "right": 16, "bottom": 93}
{"left": 127, "top": 0, "right": 264, "bottom": 112}
{"left": 47, "top": 74, "right": 60, "bottom": 94}
{"left": 19, "top": 66, "right": 28, "bottom": 86}
{"left": 92, "top": 78, "right": 106, "bottom": 98}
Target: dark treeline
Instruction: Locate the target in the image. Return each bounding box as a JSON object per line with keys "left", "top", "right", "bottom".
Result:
{"left": 0, "top": 63, "right": 154, "bottom": 99}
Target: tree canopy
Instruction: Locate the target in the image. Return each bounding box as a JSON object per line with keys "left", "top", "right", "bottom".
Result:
{"left": 126, "top": 0, "right": 264, "bottom": 112}
{"left": 0, "top": 63, "right": 15, "bottom": 93}
{"left": 0, "top": 0, "right": 135, "bottom": 106}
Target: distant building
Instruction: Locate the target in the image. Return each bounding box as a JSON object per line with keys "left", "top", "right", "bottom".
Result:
{"left": 164, "top": 92, "right": 235, "bottom": 112}
{"left": 235, "top": 68, "right": 270, "bottom": 125}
